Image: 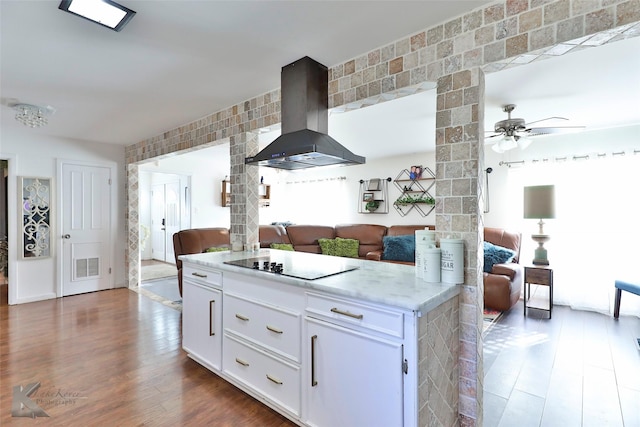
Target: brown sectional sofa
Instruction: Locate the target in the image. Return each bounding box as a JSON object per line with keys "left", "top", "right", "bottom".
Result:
{"left": 173, "top": 224, "right": 434, "bottom": 295}
{"left": 483, "top": 227, "right": 523, "bottom": 312}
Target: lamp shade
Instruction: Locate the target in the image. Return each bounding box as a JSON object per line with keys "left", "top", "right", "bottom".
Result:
{"left": 523, "top": 185, "right": 555, "bottom": 219}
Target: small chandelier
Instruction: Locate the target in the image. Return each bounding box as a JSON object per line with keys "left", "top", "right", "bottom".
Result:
{"left": 13, "top": 104, "right": 50, "bottom": 128}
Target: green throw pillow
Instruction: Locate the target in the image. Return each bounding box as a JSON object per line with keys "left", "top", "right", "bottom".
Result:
{"left": 318, "top": 237, "right": 359, "bottom": 258}
{"left": 204, "top": 246, "right": 229, "bottom": 253}
{"left": 318, "top": 238, "right": 336, "bottom": 255}
{"left": 270, "top": 243, "right": 294, "bottom": 251}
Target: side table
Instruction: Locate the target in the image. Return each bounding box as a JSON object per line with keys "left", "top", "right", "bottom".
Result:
{"left": 524, "top": 265, "right": 553, "bottom": 318}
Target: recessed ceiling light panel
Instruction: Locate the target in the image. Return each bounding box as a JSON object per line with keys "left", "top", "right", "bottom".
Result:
{"left": 59, "top": 0, "right": 136, "bottom": 32}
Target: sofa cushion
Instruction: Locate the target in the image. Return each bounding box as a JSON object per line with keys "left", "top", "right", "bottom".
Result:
{"left": 286, "top": 225, "right": 336, "bottom": 254}
{"left": 484, "top": 227, "right": 521, "bottom": 263}
{"left": 335, "top": 224, "right": 387, "bottom": 257}
{"left": 259, "top": 224, "right": 290, "bottom": 248}
{"left": 318, "top": 237, "right": 359, "bottom": 258}
{"left": 205, "top": 246, "right": 230, "bottom": 253}
{"left": 270, "top": 243, "right": 294, "bottom": 251}
{"left": 386, "top": 225, "right": 435, "bottom": 236}
{"left": 382, "top": 234, "right": 415, "bottom": 262}
{"left": 483, "top": 241, "right": 516, "bottom": 273}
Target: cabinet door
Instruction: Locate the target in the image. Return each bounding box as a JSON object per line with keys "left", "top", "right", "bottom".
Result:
{"left": 304, "top": 318, "right": 404, "bottom": 427}
{"left": 182, "top": 280, "right": 222, "bottom": 371}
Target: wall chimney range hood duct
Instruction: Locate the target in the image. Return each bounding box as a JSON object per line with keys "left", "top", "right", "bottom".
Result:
{"left": 245, "top": 57, "right": 365, "bottom": 170}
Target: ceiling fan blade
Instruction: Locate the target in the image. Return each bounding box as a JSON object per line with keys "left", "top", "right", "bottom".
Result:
{"left": 526, "top": 126, "right": 585, "bottom": 135}
{"left": 524, "top": 116, "right": 569, "bottom": 126}
{"left": 484, "top": 133, "right": 503, "bottom": 139}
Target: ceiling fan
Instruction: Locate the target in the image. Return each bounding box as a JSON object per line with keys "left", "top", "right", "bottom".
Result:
{"left": 486, "top": 104, "right": 585, "bottom": 153}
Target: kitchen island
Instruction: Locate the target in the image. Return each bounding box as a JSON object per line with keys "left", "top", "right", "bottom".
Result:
{"left": 180, "top": 249, "right": 460, "bottom": 427}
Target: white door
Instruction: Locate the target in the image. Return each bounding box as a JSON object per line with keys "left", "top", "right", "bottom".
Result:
{"left": 61, "top": 163, "right": 112, "bottom": 296}
{"left": 151, "top": 181, "right": 180, "bottom": 263}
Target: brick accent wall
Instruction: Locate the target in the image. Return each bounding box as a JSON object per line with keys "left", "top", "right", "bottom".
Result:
{"left": 125, "top": 1, "right": 640, "bottom": 425}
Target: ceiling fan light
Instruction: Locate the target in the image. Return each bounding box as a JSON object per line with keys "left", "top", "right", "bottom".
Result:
{"left": 491, "top": 142, "right": 505, "bottom": 153}
{"left": 501, "top": 135, "right": 517, "bottom": 151}
{"left": 517, "top": 136, "right": 533, "bottom": 150}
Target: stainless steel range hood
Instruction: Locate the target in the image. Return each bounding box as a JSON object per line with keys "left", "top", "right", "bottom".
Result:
{"left": 245, "top": 57, "right": 365, "bottom": 170}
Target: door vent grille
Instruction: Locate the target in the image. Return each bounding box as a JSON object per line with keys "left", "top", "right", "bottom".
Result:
{"left": 75, "top": 257, "right": 100, "bottom": 278}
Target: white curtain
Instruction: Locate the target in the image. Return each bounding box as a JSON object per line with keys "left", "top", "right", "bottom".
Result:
{"left": 507, "top": 154, "right": 640, "bottom": 317}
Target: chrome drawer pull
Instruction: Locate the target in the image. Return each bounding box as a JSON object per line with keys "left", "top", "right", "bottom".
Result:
{"left": 191, "top": 272, "right": 207, "bottom": 278}
{"left": 266, "top": 325, "right": 283, "bottom": 334}
{"left": 330, "top": 307, "right": 364, "bottom": 320}
{"left": 235, "top": 313, "right": 249, "bottom": 321}
{"left": 266, "top": 374, "right": 283, "bottom": 385}
{"left": 235, "top": 358, "right": 249, "bottom": 367}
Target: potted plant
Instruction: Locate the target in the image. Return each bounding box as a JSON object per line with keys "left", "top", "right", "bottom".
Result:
{"left": 365, "top": 200, "right": 380, "bottom": 212}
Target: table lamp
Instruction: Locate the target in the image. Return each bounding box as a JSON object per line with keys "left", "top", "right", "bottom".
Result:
{"left": 523, "top": 185, "right": 555, "bottom": 265}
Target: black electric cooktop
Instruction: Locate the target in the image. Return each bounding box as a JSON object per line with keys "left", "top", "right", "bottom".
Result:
{"left": 224, "top": 255, "right": 359, "bottom": 280}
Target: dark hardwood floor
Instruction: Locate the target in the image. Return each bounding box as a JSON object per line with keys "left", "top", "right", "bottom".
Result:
{"left": 0, "top": 286, "right": 295, "bottom": 426}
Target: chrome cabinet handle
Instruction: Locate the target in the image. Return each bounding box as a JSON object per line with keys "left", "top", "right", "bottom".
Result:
{"left": 311, "top": 334, "right": 318, "bottom": 387}
{"left": 191, "top": 272, "right": 207, "bottom": 278}
{"left": 235, "top": 313, "right": 249, "bottom": 321}
{"left": 62, "top": 234, "right": 71, "bottom": 239}
{"left": 330, "top": 307, "right": 364, "bottom": 320}
{"left": 266, "top": 325, "right": 283, "bottom": 334}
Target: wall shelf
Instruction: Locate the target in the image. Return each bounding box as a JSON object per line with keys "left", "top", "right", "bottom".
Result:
{"left": 222, "top": 180, "right": 270, "bottom": 207}
{"left": 358, "top": 177, "right": 391, "bottom": 214}
{"left": 393, "top": 167, "right": 435, "bottom": 217}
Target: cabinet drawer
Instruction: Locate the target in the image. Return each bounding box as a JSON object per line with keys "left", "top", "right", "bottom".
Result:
{"left": 223, "top": 334, "right": 301, "bottom": 416}
{"left": 183, "top": 264, "right": 222, "bottom": 288}
{"left": 224, "top": 293, "right": 301, "bottom": 362}
{"left": 305, "top": 292, "right": 404, "bottom": 339}
{"left": 525, "top": 268, "right": 552, "bottom": 285}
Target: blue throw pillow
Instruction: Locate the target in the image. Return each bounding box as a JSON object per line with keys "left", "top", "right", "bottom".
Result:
{"left": 483, "top": 241, "right": 516, "bottom": 273}
{"left": 382, "top": 235, "right": 415, "bottom": 262}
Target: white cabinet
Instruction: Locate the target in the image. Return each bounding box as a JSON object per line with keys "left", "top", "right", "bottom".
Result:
{"left": 303, "top": 298, "right": 405, "bottom": 427}
{"left": 182, "top": 265, "right": 223, "bottom": 371}
{"left": 179, "top": 262, "right": 423, "bottom": 427}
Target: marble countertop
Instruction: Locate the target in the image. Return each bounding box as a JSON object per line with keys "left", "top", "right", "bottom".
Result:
{"left": 180, "top": 249, "right": 459, "bottom": 315}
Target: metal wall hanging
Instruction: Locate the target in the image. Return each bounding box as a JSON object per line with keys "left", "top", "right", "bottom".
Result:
{"left": 20, "top": 177, "right": 51, "bottom": 259}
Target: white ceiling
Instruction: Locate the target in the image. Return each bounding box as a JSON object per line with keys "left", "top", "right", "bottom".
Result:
{"left": 0, "top": 0, "right": 491, "bottom": 146}
{"left": 2, "top": 1, "right": 639, "bottom": 161}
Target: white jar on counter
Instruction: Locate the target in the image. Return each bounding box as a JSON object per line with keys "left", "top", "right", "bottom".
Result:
{"left": 440, "top": 238, "right": 464, "bottom": 284}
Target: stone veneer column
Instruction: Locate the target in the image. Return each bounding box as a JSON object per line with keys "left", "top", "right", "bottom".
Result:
{"left": 126, "top": 163, "right": 140, "bottom": 288}
{"left": 436, "top": 68, "right": 485, "bottom": 426}
{"left": 230, "top": 132, "right": 260, "bottom": 248}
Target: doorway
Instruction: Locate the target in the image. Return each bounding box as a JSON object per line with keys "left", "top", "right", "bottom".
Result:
{"left": 139, "top": 171, "right": 190, "bottom": 268}
{"left": 151, "top": 181, "right": 180, "bottom": 263}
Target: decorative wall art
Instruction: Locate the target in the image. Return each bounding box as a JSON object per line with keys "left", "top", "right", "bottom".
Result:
{"left": 20, "top": 177, "right": 51, "bottom": 259}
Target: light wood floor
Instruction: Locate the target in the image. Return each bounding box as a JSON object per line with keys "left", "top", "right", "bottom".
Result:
{"left": 0, "top": 286, "right": 295, "bottom": 426}
{"left": 484, "top": 300, "right": 640, "bottom": 426}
